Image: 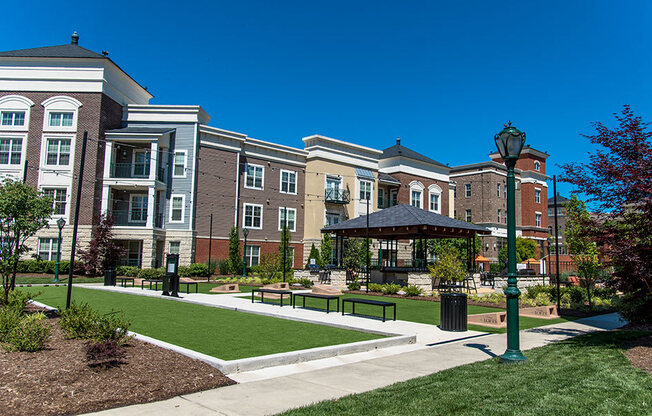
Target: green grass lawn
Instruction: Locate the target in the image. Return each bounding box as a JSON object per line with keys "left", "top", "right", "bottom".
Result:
{"left": 246, "top": 293, "right": 576, "bottom": 333}
{"left": 280, "top": 330, "right": 652, "bottom": 416}
{"left": 24, "top": 286, "right": 383, "bottom": 360}
{"left": 15, "top": 276, "right": 103, "bottom": 284}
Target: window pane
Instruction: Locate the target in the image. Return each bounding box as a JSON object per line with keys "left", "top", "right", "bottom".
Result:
{"left": 62, "top": 113, "right": 73, "bottom": 126}
{"left": 0, "top": 139, "right": 9, "bottom": 164}
{"left": 174, "top": 153, "right": 185, "bottom": 176}
{"left": 169, "top": 241, "right": 180, "bottom": 254}
{"left": 49, "top": 113, "right": 61, "bottom": 126}
{"left": 10, "top": 138, "right": 21, "bottom": 164}
{"left": 13, "top": 112, "right": 24, "bottom": 126}
{"left": 1, "top": 113, "right": 11, "bottom": 126}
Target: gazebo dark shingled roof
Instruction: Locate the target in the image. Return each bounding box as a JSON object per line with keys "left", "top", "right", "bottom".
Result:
{"left": 322, "top": 204, "right": 490, "bottom": 239}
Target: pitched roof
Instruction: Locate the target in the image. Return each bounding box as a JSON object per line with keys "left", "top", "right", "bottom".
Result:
{"left": 548, "top": 194, "right": 570, "bottom": 204}
{"left": 378, "top": 172, "right": 401, "bottom": 184}
{"left": 0, "top": 44, "right": 107, "bottom": 59}
{"left": 105, "top": 127, "right": 175, "bottom": 135}
{"left": 322, "top": 204, "right": 489, "bottom": 238}
{"left": 381, "top": 141, "right": 448, "bottom": 169}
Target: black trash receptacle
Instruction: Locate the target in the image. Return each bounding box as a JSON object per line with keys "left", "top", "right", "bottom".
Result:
{"left": 104, "top": 269, "right": 116, "bottom": 286}
{"left": 440, "top": 292, "right": 467, "bottom": 331}
{"left": 162, "top": 274, "right": 172, "bottom": 294}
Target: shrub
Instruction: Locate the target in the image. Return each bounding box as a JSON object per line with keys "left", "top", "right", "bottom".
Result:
{"left": 614, "top": 292, "right": 652, "bottom": 324}
{"left": 258, "top": 254, "right": 279, "bottom": 281}
{"left": 116, "top": 266, "right": 140, "bottom": 277}
{"left": 489, "top": 262, "right": 503, "bottom": 274}
{"left": 404, "top": 285, "right": 423, "bottom": 297}
{"left": 137, "top": 268, "right": 165, "bottom": 280}
{"left": 298, "top": 278, "right": 314, "bottom": 288}
{"left": 59, "top": 301, "right": 131, "bottom": 343}
{"left": 217, "top": 259, "right": 230, "bottom": 275}
{"left": 368, "top": 283, "right": 383, "bottom": 292}
{"left": 347, "top": 279, "right": 361, "bottom": 291}
{"left": 381, "top": 283, "right": 402, "bottom": 295}
{"left": 3, "top": 288, "right": 32, "bottom": 314}
{"left": 179, "top": 263, "right": 211, "bottom": 278}
{"left": 0, "top": 306, "right": 21, "bottom": 339}
{"left": 85, "top": 339, "right": 126, "bottom": 367}
{"left": 3, "top": 312, "right": 50, "bottom": 352}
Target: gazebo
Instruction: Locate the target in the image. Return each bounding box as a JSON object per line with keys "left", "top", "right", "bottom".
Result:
{"left": 321, "top": 204, "right": 491, "bottom": 289}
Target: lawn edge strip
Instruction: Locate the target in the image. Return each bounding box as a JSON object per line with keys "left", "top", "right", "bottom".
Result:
{"left": 30, "top": 292, "right": 417, "bottom": 374}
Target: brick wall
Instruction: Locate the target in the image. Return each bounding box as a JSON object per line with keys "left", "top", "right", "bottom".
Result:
{"left": 195, "top": 237, "right": 303, "bottom": 268}
{"left": 388, "top": 172, "right": 450, "bottom": 214}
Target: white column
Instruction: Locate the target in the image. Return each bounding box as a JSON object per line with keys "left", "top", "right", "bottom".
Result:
{"left": 146, "top": 186, "right": 156, "bottom": 228}
{"left": 101, "top": 185, "right": 110, "bottom": 215}
{"left": 149, "top": 141, "right": 159, "bottom": 180}
{"left": 103, "top": 141, "right": 113, "bottom": 178}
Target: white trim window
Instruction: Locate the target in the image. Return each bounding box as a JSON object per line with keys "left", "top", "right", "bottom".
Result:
{"left": 243, "top": 203, "right": 263, "bottom": 229}
{"left": 170, "top": 195, "right": 185, "bottom": 223}
{"left": 38, "top": 238, "right": 59, "bottom": 261}
{"left": 409, "top": 181, "right": 425, "bottom": 209}
{"left": 43, "top": 188, "right": 67, "bottom": 216}
{"left": 129, "top": 194, "right": 148, "bottom": 223}
{"left": 465, "top": 183, "right": 472, "bottom": 197}
{"left": 465, "top": 209, "right": 472, "bottom": 222}
{"left": 429, "top": 193, "right": 440, "bottom": 212}
{"left": 428, "top": 184, "right": 442, "bottom": 213}
{"left": 0, "top": 138, "right": 22, "bottom": 165}
{"left": 42, "top": 96, "right": 81, "bottom": 132}
{"left": 245, "top": 245, "right": 260, "bottom": 267}
{"left": 497, "top": 183, "right": 501, "bottom": 197}
{"left": 133, "top": 150, "right": 151, "bottom": 177}
{"left": 0, "top": 95, "right": 33, "bottom": 131}
{"left": 534, "top": 161, "right": 541, "bottom": 171}
{"left": 173, "top": 151, "right": 186, "bottom": 177}
{"left": 46, "top": 138, "right": 71, "bottom": 166}
{"left": 497, "top": 209, "right": 501, "bottom": 223}
{"left": 1, "top": 111, "right": 25, "bottom": 127}
{"left": 280, "top": 169, "right": 297, "bottom": 194}
{"left": 169, "top": 241, "right": 180, "bottom": 255}
{"left": 390, "top": 189, "right": 398, "bottom": 206}
{"left": 536, "top": 212, "right": 542, "bottom": 227}
{"left": 377, "top": 188, "right": 385, "bottom": 208}
{"left": 325, "top": 211, "right": 340, "bottom": 227}
{"left": 245, "top": 164, "right": 264, "bottom": 190}
{"left": 278, "top": 207, "right": 296, "bottom": 232}
{"left": 535, "top": 188, "right": 541, "bottom": 204}
{"left": 359, "top": 179, "right": 372, "bottom": 202}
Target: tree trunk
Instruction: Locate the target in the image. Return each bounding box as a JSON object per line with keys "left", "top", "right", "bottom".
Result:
{"left": 586, "top": 282, "right": 592, "bottom": 309}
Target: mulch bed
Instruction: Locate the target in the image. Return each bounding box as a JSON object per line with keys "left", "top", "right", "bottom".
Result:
{"left": 0, "top": 317, "right": 235, "bottom": 416}
{"left": 621, "top": 325, "right": 652, "bottom": 376}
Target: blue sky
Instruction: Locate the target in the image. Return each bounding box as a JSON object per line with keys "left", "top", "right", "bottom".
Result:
{"left": 3, "top": 1, "right": 650, "bottom": 198}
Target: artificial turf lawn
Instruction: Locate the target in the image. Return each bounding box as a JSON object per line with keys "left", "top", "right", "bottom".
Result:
{"left": 24, "top": 286, "right": 383, "bottom": 360}
{"left": 280, "top": 330, "right": 652, "bottom": 416}
{"left": 245, "top": 293, "right": 576, "bottom": 333}
{"left": 15, "top": 276, "right": 104, "bottom": 284}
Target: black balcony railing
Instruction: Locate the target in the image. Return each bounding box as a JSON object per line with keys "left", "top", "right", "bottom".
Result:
{"left": 110, "top": 163, "right": 151, "bottom": 178}
{"left": 107, "top": 209, "right": 147, "bottom": 226}
{"left": 325, "top": 189, "right": 350, "bottom": 204}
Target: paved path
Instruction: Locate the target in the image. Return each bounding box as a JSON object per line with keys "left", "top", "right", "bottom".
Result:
{"left": 84, "top": 312, "right": 625, "bottom": 416}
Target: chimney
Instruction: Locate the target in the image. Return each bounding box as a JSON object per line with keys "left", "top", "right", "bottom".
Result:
{"left": 396, "top": 137, "right": 401, "bottom": 145}
{"left": 71, "top": 31, "right": 79, "bottom": 45}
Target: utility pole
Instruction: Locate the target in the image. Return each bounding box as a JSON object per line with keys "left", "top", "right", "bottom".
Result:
{"left": 66, "top": 131, "right": 88, "bottom": 309}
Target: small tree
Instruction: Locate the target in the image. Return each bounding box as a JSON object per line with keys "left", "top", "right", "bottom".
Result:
{"left": 320, "top": 233, "right": 333, "bottom": 266}
{"left": 78, "top": 213, "right": 126, "bottom": 276}
{"left": 498, "top": 237, "right": 538, "bottom": 268}
{"left": 429, "top": 248, "right": 466, "bottom": 284}
{"left": 0, "top": 180, "right": 53, "bottom": 305}
{"left": 258, "top": 253, "right": 279, "bottom": 281}
{"left": 227, "top": 227, "right": 241, "bottom": 275}
{"left": 429, "top": 236, "right": 481, "bottom": 267}
{"left": 565, "top": 195, "right": 601, "bottom": 308}
{"left": 560, "top": 106, "right": 652, "bottom": 322}
{"left": 278, "top": 225, "right": 292, "bottom": 274}
{"left": 305, "top": 243, "right": 321, "bottom": 268}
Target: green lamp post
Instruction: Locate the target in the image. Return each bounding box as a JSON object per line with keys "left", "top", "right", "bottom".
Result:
{"left": 242, "top": 228, "right": 249, "bottom": 277}
{"left": 494, "top": 121, "right": 527, "bottom": 363}
{"left": 53, "top": 218, "right": 66, "bottom": 283}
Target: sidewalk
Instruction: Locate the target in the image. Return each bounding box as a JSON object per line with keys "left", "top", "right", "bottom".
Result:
{"left": 84, "top": 312, "right": 624, "bottom": 416}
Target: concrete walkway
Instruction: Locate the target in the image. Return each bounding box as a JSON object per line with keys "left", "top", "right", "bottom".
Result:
{"left": 84, "top": 312, "right": 625, "bottom": 416}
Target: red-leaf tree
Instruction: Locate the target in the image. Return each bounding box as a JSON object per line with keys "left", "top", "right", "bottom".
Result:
{"left": 559, "top": 105, "right": 651, "bottom": 323}
{"left": 78, "top": 213, "right": 126, "bottom": 276}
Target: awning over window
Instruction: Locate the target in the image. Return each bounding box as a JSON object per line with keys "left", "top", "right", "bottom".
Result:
{"left": 355, "top": 167, "right": 375, "bottom": 180}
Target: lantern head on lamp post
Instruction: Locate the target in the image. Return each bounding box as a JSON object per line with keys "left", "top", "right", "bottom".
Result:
{"left": 53, "top": 218, "right": 66, "bottom": 283}
{"left": 242, "top": 228, "right": 249, "bottom": 277}
{"left": 494, "top": 121, "right": 527, "bottom": 364}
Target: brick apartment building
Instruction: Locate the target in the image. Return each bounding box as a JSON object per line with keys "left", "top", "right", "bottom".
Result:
{"left": 451, "top": 146, "right": 550, "bottom": 262}
{"left": 0, "top": 33, "right": 152, "bottom": 261}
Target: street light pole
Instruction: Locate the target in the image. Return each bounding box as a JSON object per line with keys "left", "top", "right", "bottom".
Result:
{"left": 53, "top": 218, "right": 66, "bottom": 283}
{"left": 494, "top": 122, "right": 527, "bottom": 364}
{"left": 242, "top": 228, "right": 249, "bottom": 277}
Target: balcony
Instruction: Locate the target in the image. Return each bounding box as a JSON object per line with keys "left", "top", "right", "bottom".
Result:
{"left": 107, "top": 210, "right": 163, "bottom": 228}
{"left": 325, "top": 189, "right": 350, "bottom": 204}
{"left": 110, "top": 163, "right": 151, "bottom": 179}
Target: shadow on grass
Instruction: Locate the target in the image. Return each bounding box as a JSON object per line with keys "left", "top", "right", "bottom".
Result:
{"left": 558, "top": 330, "right": 651, "bottom": 349}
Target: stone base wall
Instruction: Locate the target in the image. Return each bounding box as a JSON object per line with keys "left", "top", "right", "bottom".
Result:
{"left": 293, "top": 268, "right": 347, "bottom": 286}
{"left": 493, "top": 276, "right": 550, "bottom": 293}
{"left": 407, "top": 272, "right": 432, "bottom": 292}
{"left": 25, "top": 226, "right": 94, "bottom": 262}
